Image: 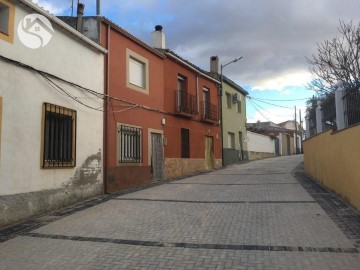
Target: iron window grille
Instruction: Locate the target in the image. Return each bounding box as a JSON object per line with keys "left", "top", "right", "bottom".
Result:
{"left": 42, "top": 103, "right": 76, "bottom": 168}
{"left": 118, "top": 125, "right": 142, "bottom": 163}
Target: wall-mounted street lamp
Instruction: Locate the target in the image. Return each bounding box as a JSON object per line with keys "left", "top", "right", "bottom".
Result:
{"left": 220, "top": 56, "right": 243, "bottom": 167}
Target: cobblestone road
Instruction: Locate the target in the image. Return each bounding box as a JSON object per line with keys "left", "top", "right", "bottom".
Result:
{"left": 1, "top": 155, "right": 360, "bottom": 269}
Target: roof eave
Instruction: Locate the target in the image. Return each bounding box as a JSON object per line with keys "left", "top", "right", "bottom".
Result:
{"left": 101, "top": 17, "right": 165, "bottom": 59}
{"left": 17, "top": 0, "right": 107, "bottom": 54}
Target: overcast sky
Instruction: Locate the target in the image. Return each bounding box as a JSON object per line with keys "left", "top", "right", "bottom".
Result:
{"left": 34, "top": 0, "right": 360, "bottom": 124}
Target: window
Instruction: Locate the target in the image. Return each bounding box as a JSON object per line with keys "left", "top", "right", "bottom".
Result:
{"left": 177, "top": 75, "right": 187, "bottom": 91}
{"left": 129, "top": 57, "right": 145, "bottom": 88}
{"left": 0, "top": 0, "right": 15, "bottom": 43}
{"left": 181, "top": 128, "right": 190, "bottom": 158}
{"left": 126, "top": 49, "right": 149, "bottom": 94}
{"left": 42, "top": 103, "right": 76, "bottom": 168}
{"left": 0, "top": 3, "right": 9, "bottom": 35}
{"left": 226, "top": 92, "right": 232, "bottom": 109}
{"left": 118, "top": 125, "right": 142, "bottom": 163}
{"left": 228, "top": 132, "right": 235, "bottom": 149}
{"left": 177, "top": 75, "right": 186, "bottom": 110}
{"left": 237, "top": 101, "right": 242, "bottom": 113}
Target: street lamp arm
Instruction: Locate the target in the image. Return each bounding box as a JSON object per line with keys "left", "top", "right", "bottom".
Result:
{"left": 221, "top": 56, "right": 243, "bottom": 69}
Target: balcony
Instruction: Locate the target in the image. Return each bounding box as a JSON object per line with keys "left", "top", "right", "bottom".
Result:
{"left": 175, "top": 90, "right": 198, "bottom": 117}
{"left": 201, "top": 101, "right": 218, "bottom": 123}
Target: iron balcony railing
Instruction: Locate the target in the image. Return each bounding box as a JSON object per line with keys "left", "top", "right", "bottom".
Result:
{"left": 201, "top": 101, "right": 218, "bottom": 122}
{"left": 175, "top": 90, "right": 197, "bottom": 116}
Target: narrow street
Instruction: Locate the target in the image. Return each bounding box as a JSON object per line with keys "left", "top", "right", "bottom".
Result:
{"left": 0, "top": 155, "right": 360, "bottom": 269}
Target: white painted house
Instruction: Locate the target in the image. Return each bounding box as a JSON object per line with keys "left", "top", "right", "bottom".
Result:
{"left": 246, "top": 131, "right": 275, "bottom": 160}
{"left": 0, "top": 0, "right": 106, "bottom": 227}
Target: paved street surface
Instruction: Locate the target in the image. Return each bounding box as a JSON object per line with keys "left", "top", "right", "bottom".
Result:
{"left": 1, "top": 155, "right": 360, "bottom": 269}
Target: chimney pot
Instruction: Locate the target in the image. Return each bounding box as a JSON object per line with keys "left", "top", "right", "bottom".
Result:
{"left": 155, "top": 25, "right": 163, "bottom": 31}
{"left": 77, "top": 3, "right": 85, "bottom": 15}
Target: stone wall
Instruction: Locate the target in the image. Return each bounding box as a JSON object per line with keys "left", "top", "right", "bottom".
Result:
{"left": 248, "top": 151, "right": 276, "bottom": 161}
{"left": 165, "top": 158, "right": 222, "bottom": 179}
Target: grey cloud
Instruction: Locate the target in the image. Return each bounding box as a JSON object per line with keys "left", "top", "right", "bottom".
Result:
{"left": 54, "top": 0, "right": 360, "bottom": 88}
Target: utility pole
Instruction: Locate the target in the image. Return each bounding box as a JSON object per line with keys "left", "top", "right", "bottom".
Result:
{"left": 299, "top": 109, "right": 302, "bottom": 153}
{"left": 295, "top": 106, "right": 298, "bottom": 154}
{"left": 71, "top": 0, "right": 74, "bottom": 16}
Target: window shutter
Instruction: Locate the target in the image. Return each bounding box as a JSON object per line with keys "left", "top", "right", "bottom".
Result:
{"left": 129, "top": 57, "right": 145, "bottom": 88}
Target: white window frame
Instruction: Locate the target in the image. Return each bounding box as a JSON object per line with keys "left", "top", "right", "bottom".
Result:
{"left": 126, "top": 48, "right": 149, "bottom": 94}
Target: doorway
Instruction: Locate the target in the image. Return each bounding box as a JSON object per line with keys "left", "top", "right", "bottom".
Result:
{"left": 151, "top": 133, "right": 164, "bottom": 181}
{"left": 239, "top": 131, "right": 243, "bottom": 161}
{"left": 204, "top": 136, "right": 215, "bottom": 169}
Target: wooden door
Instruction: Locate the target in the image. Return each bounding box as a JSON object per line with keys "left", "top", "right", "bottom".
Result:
{"left": 205, "top": 136, "right": 215, "bottom": 169}
{"left": 151, "top": 133, "right": 164, "bottom": 181}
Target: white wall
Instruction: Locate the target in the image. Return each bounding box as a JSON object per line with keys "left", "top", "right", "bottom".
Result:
{"left": 247, "top": 131, "right": 275, "bottom": 154}
{"left": 0, "top": 3, "right": 104, "bottom": 195}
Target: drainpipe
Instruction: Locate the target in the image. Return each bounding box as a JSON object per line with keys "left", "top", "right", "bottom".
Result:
{"left": 196, "top": 75, "right": 199, "bottom": 113}
{"left": 103, "top": 24, "right": 110, "bottom": 194}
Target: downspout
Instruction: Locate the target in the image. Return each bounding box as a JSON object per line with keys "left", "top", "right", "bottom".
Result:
{"left": 196, "top": 75, "right": 199, "bottom": 113}
{"left": 103, "top": 23, "right": 110, "bottom": 194}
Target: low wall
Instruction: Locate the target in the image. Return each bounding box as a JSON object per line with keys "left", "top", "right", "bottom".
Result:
{"left": 304, "top": 124, "right": 360, "bottom": 211}
{"left": 248, "top": 151, "right": 275, "bottom": 161}
{"left": 165, "top": 158, "right": 222, "bottom": 179}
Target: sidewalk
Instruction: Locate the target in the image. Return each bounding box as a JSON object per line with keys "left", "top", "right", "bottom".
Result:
{"left": 0, "top": 155, "right": 359, "bottom": 269}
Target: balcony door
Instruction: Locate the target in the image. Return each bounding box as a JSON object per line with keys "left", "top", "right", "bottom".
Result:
{"left": 177, "top": 76, "right": 187, "bottom": 111}
{"left": 203, "top": 88, "right": 210, "bottom": 118}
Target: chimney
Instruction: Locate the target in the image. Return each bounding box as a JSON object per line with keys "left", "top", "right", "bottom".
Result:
{"left": 96, "top": 0, "right": 100, "bottom": 16}
{"left": 76, "top": 3, "right": 85, "bottom": 32}
{"left": 210, "top": 56, "right": 219, "bottom": 74}
{"left": 152, "top": 25, "right": 166, "bottom": 49}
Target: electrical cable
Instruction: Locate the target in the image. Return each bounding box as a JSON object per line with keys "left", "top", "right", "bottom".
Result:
{"left": 247, "top": 98, "right": 271, "bottom": 121}
{"left": 248, "top": 97, "right": 293, "bottom": 109}
{"left": 248, "top": 96, "right": 309, "bottom": 102}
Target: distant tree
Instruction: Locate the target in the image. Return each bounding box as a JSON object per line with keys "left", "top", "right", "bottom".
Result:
{"left": 307, "top": 21, "right": 360, "bottom": 92}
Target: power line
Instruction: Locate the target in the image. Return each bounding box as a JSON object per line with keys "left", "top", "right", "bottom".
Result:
{"left": 248, "top": 96, "right": 309, "bottom": 102}
{"left": 248, "top": 99, "right": 271, "bottom": 122}
{"left": 247, "top": 96, "right": 293, "bottom": 110}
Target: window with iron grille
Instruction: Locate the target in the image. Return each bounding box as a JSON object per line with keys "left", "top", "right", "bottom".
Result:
{"left": 181, "top": 128, "right": 190, "bottom": 158}
{"left": 118, "top": 125, "right": 142, "bottom": 163}
{"left": 42, "top": 103, "right": 76, "bottom": 168}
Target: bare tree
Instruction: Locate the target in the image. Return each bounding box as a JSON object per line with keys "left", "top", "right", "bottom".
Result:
{"left": 307, "top": 21, "right": 360, "bottom": 93}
